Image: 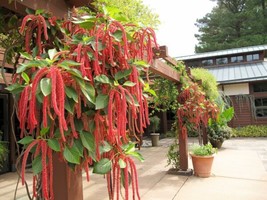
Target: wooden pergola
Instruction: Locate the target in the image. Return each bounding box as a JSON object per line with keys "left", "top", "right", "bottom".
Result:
{"left": 0, "top": 0, "right": 193, "bottom": 199}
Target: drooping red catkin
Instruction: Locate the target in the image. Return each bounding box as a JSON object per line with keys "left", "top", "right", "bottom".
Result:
{"left": 19, "top": 15, "right": 36, "bottom": 34}
{"left": 41, "top": 140, "right": 49, "bottom": 199}
{"left": 50, "top": 67, "right": 60, "bottom": 115}
{"left": 108, "top": 90, "right": 115, "bottom": 143}
{"left": 18, "top": 85, "right": 31, "bottom": 138}
{"left": 94, "top": 112, "right": 102, "bottom": 160}
{"left": 48, "top": 148, "right": 54, "bottom": 200}
{"left": 116, "top": 162, "right": 120, "bottom": 200}
{"left": 56, "top": 69, "right": 67, "bottom": 130}
{"left": 28, "top": 67, "right": 48, "bottom": 131}
{"left": 21, "top": 139, "right": 39, "bottom": 185}
{"left": 42, "top": 96, "right": 48, "bottom": 128}
{"left": 32, "top": 175, "right": 37, "bottom": 198}
{"left": 107, "top": 173, "right": 113, "bottom": 200}
{"left": 124, "top": 160, "right": 129, "bottom": 200}
{"left": 69, "top": 113, "right": 78, "bottom": 139}
{"left": 128, "top": 158, "right": 140, "bottom": 200}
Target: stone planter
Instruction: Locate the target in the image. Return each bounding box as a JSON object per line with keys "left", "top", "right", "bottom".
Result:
{"left": 190, "top": 153, "right": 214, "bottom": 178}
{"left": 150, "top": 133, "right": 160, "bottom": 147}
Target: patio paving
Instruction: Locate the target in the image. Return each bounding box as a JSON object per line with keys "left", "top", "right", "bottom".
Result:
{"left": 0, "top": 137, "right": 267, "bottom": 200}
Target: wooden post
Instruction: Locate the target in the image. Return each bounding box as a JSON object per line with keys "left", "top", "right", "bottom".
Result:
{"left": 53, "top": 154, "right": 83, "bottom": 200}
{"left": 202, "top": 126, "right": 208, "bottom": 145}
{"left": 177, "top": 84, "right": 193, "bottom": 175}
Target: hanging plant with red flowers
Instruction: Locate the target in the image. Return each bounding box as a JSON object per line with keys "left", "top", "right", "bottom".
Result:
{"left": 177, "top": 82, "right": 219, "bottom": 139}
{"left": 7, "top": 7, "right": 158, "bottom": 200}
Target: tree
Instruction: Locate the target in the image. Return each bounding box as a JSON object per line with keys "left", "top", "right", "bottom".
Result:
{"left": 95, "top": 0, "right": 160, "bottom": 28}
{"left": 195, "top": 0, "right": 267, "bottom": 52}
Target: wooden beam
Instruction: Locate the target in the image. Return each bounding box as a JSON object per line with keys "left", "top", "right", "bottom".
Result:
{"left": 150, "top": 59, "right": 180, "bottom": 83}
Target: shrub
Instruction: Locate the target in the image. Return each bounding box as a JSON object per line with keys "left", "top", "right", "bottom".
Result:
{"left": 166, "top": 140, "right": 180, "bottom": 169}
{"left": 232, "top": 125, "right": 267, "bottom": 137}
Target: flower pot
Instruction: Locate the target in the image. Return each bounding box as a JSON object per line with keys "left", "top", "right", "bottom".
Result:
{"left": 210, "top": 140, "right": 223, "bottom": 149}
{"left": 190, "top": 153, "right": 214, "bottom": 178}
{"left": 150, "top": 133, "right": 160, "bottom": 147}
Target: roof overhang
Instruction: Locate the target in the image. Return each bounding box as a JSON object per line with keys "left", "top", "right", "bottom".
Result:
{"left": 208, "top": 61, "right": 267, "bottom": 84}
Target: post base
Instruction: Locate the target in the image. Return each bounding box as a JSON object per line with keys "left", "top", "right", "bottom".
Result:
{"left": 177, "top": 168, "right": 193, "bottom": 176}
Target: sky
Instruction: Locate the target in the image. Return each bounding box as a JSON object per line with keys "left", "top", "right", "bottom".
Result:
{"left": 142, "top": 0, "right": 216, "bottom": 57}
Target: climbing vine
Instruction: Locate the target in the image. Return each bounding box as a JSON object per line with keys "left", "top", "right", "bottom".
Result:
{"left": 6, "top": 7, "right": 158, "bottom": 200}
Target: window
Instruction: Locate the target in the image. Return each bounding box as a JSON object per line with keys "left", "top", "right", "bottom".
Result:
{"left": 201, "top": 59, "right": 213, "bottom": 66}
{"left": 216, "top": 57, "right": 228, "bottom": 65}
{"left": 231, "top": 56, "right": 243, "bottom": 63}
{"left": 253, "top": 83, "right": 267, "bottom": 93}
{"left": 255, "top": 98, "right": 267, "bottom": 117}
{"left": 246, "top": 54, "right": 259, "bottom": 62}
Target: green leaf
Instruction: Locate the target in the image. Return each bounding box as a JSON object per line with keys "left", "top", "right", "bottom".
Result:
{"left": 40, "top": 78, "right": 51, "bottom": 96}
{"left": 74, "top": 119, "right": 84, "bottom": 132}
{"left": 124, "top": 142, "right": 136, "bottom": 154}
{"left": 18, "top": 136, "right": 34, "bottom": 145}
{"left": 94, "top": 75, "right": 111, "bottom": 84}
{"left": 73, "top": 20, "right": 95, "bottom": 29}
{"left": 127, "top": 151, "right": 144, "bottom": 162}
{"left": 65, "top": 98, "right": 75, "bottom": 114}
{"left": 92, "top": 41, "right": 105, "bottom": 52}
{"left": 114, "top": 68, "right": 132, "bottom": 81}
{"left": 48, "top": 49, "right": 58, "bottom": 60}
{"left": 123, "top": 81, "right": 136, "bottom": 87}
{"left": 95, "top": 94, "right": 109, "bottom": 110}
{"left": 47, "top": 139, "right": 60, "bottom": 152}
{"left": 20, "top": 52, "right": 32, "bottom": 60}
{"left": 16, "top": 60, "right": 48, "bottom": 73}
{"left": 63, "top": 145, "right": 80, "bottom": 164}
{"left": 73, "top": 139, "right": 84, "bottom": 157}
{"left": 65, "top": 86, "right": 78, "bottom": 103}
{"left": 100, "top": 141, "right": 112, "bottom": 153}
{"left": 133, "top": 60, "right": 150, "bottom": 68}
{"left": 80, "top": 82, "right": 96, "bottom": 104}
{"left": 21, "top": 72, "right": 30, "bottom": 84}
{"left": 32, "top": 155, "right": 42, "bottom": 175}
{"left": 5, "top": 83, "right": 24, "bottom": 94}
{"left": 93, "top": 158, "right": 112, "bottom": 174}
{"left": 40, "top": 127, "right": 50, "bottom": 136}
{"left": 112, "top": 30, "right": 123, "bottom": 42}
{"left": 80, "top": 131, "right": 95, "bottom": 152}
{"left": 119, "top": 159, "right": 126, "bottom": 168}
{"left": 59, "top": 60, "right": 81, "bottom": 68}
{"left": 35, "top": 9, "right": 45, "bottom": 15}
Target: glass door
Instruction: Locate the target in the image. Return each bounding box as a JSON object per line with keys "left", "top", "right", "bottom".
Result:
{"left": 0, "top": 93, "right": 10, "bottom": 174}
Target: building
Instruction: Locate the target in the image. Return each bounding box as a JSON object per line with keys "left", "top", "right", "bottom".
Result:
{"left": 176, "top": 44, "right": 267, "bottom": 128}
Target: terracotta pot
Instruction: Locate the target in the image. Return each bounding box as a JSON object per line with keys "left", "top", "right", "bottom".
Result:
{"left": 190, "top": 153, "right": 214, "bottom": 178}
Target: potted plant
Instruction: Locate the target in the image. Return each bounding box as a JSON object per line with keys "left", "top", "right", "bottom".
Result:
{"left": 149, "top": 115, "right": 160, "bottom": 146}
{"left": 190, "top": 143, "right": 217, "bottom": 178}
{"left": 208, "top": 107, "right": 234, "bottom": 148}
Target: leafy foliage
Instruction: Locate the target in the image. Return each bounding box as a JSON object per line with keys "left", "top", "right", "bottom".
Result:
{"left": 149, "top": 115, "right": 160, "bottom": 133}
{"left": 191, "top": 68, "right": 219, "bottom": 102}
{"left": 195, "top": 0, "right": 267, "bottom": 52}
{"left": 191, "top": 143, "right": 217, "bottom": 156}
{"left": 94, "top": 0, "right": 160, "bottom": 28}
{"left": 166, "top": 139, "right": 180, "bottom": 169}
{"left": 0, "top": 142, "right": 8, "bottom": 168}
{"left": 232, "top": 125, "right": 267, "bottom": 137}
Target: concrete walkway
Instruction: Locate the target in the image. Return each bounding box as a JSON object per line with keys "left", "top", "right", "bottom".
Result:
{"left": 0, "top": 137, "right": 267, "bottom": 200}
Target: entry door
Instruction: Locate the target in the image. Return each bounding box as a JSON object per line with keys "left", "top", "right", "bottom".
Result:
{"left": 0, "top": 93, "right": 10, "bottom": 174}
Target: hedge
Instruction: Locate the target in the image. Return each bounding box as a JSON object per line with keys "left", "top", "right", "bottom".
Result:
{"left": 232, "top": 125, "right": 267, "bottom": 137}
